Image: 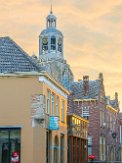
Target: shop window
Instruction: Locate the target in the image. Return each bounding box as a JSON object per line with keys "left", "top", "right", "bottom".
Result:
{"left": 0, "top": 128, "right": 21, "bottom": 163}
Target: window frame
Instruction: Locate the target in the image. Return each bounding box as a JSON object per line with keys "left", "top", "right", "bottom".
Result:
{"left": 61, "top": 100, "right": 65, "bottom": 122}
{"left": 47, "top": 90, "right": 51, "bottom": 114}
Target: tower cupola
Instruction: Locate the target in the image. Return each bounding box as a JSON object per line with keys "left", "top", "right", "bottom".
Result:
{"left": 39, "top": 9, "right": 64, "bottom": 62}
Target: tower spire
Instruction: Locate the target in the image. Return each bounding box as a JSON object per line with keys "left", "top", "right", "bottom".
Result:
{"left": 50, "top": 0, "right": 53, "bottom": 13}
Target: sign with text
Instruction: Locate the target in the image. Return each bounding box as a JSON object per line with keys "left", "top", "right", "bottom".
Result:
{"left": 48, "top": 116, "right": 59, "bottom": 130}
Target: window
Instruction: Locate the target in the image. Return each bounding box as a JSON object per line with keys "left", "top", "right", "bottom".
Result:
{"left": 52, "top": 93, "right": 55, "bottom": 116}
{"left": 100, "top": 110, "right": 105, "bottom": 127}
{"left": 0, "top": 128, "right": 21, "bottom": 163}
{"left": 110, "top": 116, "right": 112, "bottom": 130}
{"left": 100, "top": 137, "right": 102, "bottom": 160}
{"left": 51, "top": 36, "right": 56, "bottom": 50}
{"left": 47, "top": 90, "right": 51, "bottom": 114}
{"left": 120, "top": 126, "right": 122, "bottom": 144}
{"left": 58, "top": 38, "right": 62, "bottom": 52}
{"left": 88, "top": 136, "right": 92, "bottom": 146}
{"left": 58, "top": 44, "right": 62, "bottom": 52}
{"left": 42, "top": 37, "right": 48, "bottom": 53}
{"left": 82, "top": 106, "right": 89, "bottom": 119}
{"left": 60, "top": 134, "right": 64, "bottom": 163}
{"left": 61, "top": 100, "right": 65, "bottom": 122}
{"left": 103, "top": 137, "right": 106, "bottom": 160}
{"left": 40, "top": 94, "right": 44, "bottom": 110}
{"left": 88, "top": 147, "right": 92, "bottom": 156}
{"left": 100, "top": 136, "right": 106, "bottom": 161}
{"left": 39, "top": 95, "right": 45, "bottom": 119}
{"left": 56, "top": 96, "right": 59, "bottom": 116}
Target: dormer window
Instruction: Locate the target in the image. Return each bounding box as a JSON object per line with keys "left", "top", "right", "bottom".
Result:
{"left": 51, "top": 36, "right": 56, "bottom": 50}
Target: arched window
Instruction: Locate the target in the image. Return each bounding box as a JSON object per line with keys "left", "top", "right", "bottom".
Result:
{"left": 42, "top": 37, "right": 48, "bottom": 53}
{"left": 48, "top": 20, "right": 50, "bottom": 28}
{"left": 51, "top": 36, "right": 56, "bottom": 50}
{"left": 58, "top": 38, "right": 62, "bottom": 52}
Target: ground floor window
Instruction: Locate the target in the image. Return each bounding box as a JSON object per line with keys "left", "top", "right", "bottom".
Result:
{"left": 0, "top": 128, "right": 21, "bottom": 163}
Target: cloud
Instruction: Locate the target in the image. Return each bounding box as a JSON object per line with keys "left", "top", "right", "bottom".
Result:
{"left": 0, "top": 0, "right": 122, "bottom": 109}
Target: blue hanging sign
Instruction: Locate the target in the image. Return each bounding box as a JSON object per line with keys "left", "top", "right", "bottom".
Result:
{"left": 48, "top": 116, "right": 59, "bottom": 130}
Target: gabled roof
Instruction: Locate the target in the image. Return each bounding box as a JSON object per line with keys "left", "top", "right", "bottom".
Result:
{"left": 110, "top": 100, "right": 117, "bottom": 108}
{"left": 105, "top": 95, "right": 118, "bottom": 108}
{"left": 0, "top": 37, "right": 40, "bottom": 73}
{"left": 71, "top": 80, "right": 100, "bottom": 99}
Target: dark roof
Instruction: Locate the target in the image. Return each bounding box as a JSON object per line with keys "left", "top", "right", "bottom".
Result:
{"left": 71, "top": 80, "right": 100, "bottom": 99}
{"left": 105, "top": 96, "right": 118, "bottom": 108}
{"left": 109, "top": 100, "right": 117, "bottom": 108}
{"left": 119, "top": 113, "right": 122, "bottom": 119}
{"left": 0, "top": 37, "right": 40, "bottom": 73}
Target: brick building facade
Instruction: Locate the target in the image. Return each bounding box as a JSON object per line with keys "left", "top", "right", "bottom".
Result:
{"left": 68, "top": 73, "right": 121, "bottom": 161}
{"left": 67, "top": 114, "right": 88, "bottom": 163}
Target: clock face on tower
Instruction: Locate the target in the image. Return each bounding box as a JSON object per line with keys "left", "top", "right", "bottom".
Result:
{"left": 58, "top": 38, "right": 62, "bottom": 45}
{"left": 42, "top": 37, "right": 48, "bottom": 44}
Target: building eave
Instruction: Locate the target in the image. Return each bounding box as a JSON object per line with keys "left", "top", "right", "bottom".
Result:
{"left": 73, "top": 99, "right": 97, "bottom": 102}
{"left": 106, "top": 105, "right": 118, "bottom": 113}
{"left": 67, "top": 114, "right": 89, "bottom": 123}
{"left": 39, "top": 71, "right": 70, "bottom": 96}
{"left": 0, "top": 71, "right": 40, "bottom": 78}
{"left": 0, "top": 71, "right": 70, "bottom": 96}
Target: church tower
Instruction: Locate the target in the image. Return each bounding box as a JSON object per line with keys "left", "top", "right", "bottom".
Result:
{"left": 39, "top": 10, "right": 64, "bottom": 61}
{"left": 39, "top": 5, "right": 74, "bottom": 90}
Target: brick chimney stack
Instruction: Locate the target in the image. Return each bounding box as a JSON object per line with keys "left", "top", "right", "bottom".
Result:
{"left": 115, "top": 92, "right": 119, "bottom": 109}
{"left": 115, "top": 92, "right": 118, "bottom": 100}
{"left": 99, "top": 73, "right": 103, "bottom": 82}
{"left": 83, "top": 75, "right": 89, "bottom": 96}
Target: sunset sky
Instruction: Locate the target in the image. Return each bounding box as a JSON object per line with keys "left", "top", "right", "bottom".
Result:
{"left": 0, "top": 0, "right": 122, "bottom": 109}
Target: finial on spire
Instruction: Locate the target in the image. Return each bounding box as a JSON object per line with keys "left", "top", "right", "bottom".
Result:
{"left": 50, "top": 0, "right": 53, "bottom": 13}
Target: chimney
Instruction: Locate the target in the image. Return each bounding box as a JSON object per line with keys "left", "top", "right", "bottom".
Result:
{"left": 115, "top": 92, "right": 118, "bottom": 100}
{"left": 83, "top": 76, "right": 89, "bottom": 96}
{"left": 99, "top": 73, "right": 103, "bottom": 82}
{"left": 115, "top": 92, "right": 119, "bottom": 108}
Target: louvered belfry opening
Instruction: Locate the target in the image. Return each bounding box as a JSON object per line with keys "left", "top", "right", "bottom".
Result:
{"left": 83, "top": 75, "right": 89, "bottom": 96}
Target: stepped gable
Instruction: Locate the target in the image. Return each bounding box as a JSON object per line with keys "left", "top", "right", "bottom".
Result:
{"left": 0, "top": 37, "right": 40, "bottom": 73}
{"left": 71, "top": 80, "right": 100, "bottom": 99}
